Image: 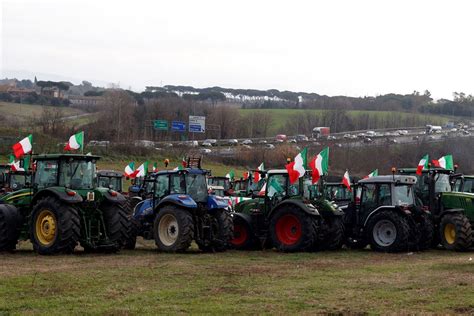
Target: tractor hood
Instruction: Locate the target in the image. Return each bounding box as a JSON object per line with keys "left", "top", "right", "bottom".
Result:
{"left": 207, "top": 195, "right": 230, "bottom": 209}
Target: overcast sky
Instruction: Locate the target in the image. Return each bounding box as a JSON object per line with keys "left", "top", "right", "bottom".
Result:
{"left": 1, "top": 0, "right": 473, "bottom": 99}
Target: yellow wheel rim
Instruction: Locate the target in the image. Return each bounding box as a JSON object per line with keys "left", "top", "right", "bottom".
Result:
{"left": 35, "top": 210, "right": 57, "bottom": 246}
{"left": 444, "top": 223, "right": 456, "bottom": 245}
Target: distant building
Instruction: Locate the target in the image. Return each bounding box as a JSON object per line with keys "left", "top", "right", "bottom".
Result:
{"left": 0, "top": 83, "right": 35, "bottom": 98}
{"left": 41, "top": 87, "right": 63, "bottom": 98}
{"left": 68, "top": 95, "right": 105, "bottom": 106}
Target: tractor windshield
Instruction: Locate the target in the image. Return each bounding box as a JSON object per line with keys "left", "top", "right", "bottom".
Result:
{"left": 435, "top": 174, "right": 452, "bottom": 193}
{"left": 393, "top": 184, "right": 415, "bottom": 206}
{"left": 98, "top": 176, "right": 122, "bottom": 191}
{"left": 185, "top": 173, "right": 208, "bottom": 203}
{"left": 60, "top": 160, "right": 96, "bottom": 189}
{"left": 234, "top": 180, "right": 248, "bottom": 192}
{"left": 208, "top": 177, "right": 230, "bottom": 190}
{"left": 324, "top": 184, "right": 351, "bottom": 201}
{"left": 9, "top": 174, "right": 28, "bottom": 190}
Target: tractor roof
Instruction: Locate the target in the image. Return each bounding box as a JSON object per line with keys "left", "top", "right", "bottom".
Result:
{"left": 97, "top": 170, "right": 122, "bottom": 178}
{"left": 154, "top": 168, "right": 208, "bottom": 176}
{"left": 267, "top": 169, "right": 288, "bottom": 175}
{"left": 358, "top": 175, "right": 417, "bottom": 184}
{"left": 398, "top": 167, "right": 452, "bottom": 174}
{"left": 209, "top": 176, "right": 230, "bottom": 180}
{"left": 34, "top": 154, "right": 100, "bottom": 161}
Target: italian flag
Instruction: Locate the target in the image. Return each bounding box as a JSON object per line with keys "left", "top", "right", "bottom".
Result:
{"left": 12, "top": 134, "right": 33, "bottom": 159}
{"left": 253, "top": 163, "right": 264, "bottom": 183}
{"left": 432, "top": 155, "right": 454, "bottom": 170}
{"left": 268, "top": 177, "right": 284, "bottom": 196}
{"left": 226, "top": 170, "right": 235, "bottom": 180}
{"left": 173, "top": 165, "right": 184, "bottom": 171}
{"left": 181, "top": 157, "right": 187, "bottom": 168}
{"left": 231, "top": 196, "right": 251, "bottom": 206}
{"left": 64, "top": 131, "right": 84, "bottom": 151}
{"left": 152, "top": 162, "right": 158, "bottom": 172}
{"left": 416, "top": 154, "right": 429, "bottom": 175}
{"left": 124, "top": 162, "right": 135, "bottom": 177}
{"left": 134, "top": 162, "right": 149, "bottom": 178}
{"left": 286, "top": 148, "right": 307, "bottom": 184}
{"left": 258, "top": 182, "right": 266, "bottom": 196}
{"left": 243, "top": 171, "right": 249, "bottom": 180}
{"left": 342, "top": 170, "right": 352, "bottom": 191}
{"left": 309, "top": 147, "right": 329, "bottom": 184}
{"left": 364, "top": 169, "right": 378, "bottom": 179}
{"left": 9, "top": 155, "right": 24, "bottom": 172}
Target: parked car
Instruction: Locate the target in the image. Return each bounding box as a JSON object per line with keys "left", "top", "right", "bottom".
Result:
{"left": 204, "top": 139, "right": 217, "bottom": 145}
{"left": 241, "top": 139, "right": 253, "bottom": 145}
{"left": 275, "top": 134, "right": 287, "bottom": 141}
{"left": 199, "top": 148, "right": 212, "bottom": 154}
{"left": 295, "top": 134, "right": 308, "bottom": 142}
{"left": 265, "top": 144, "right": 275, "bottom": 150}
{"left": 202, "top": 141, "right": 213, "bottom": 147}
{"left": 228, "top": 139, "right": 239, "bottom": 145}
{"left": 259, "top": 140, "right": 268, "bottom": 144}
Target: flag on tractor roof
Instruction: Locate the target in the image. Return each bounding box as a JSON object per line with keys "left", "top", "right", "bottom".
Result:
{"left": 309, "top": 147, "right": 329, "bottom": 184}
{"left": 8, "top": 155, "right": 24, "bottom": 172}
{"left": 181, "top": 157, "right": 187, "bottom": 168}
{"left": 268, "top": 177, "right": 284, "bottom": 196}
{"left": 64, "top": 131, "right": 84, "bottom": 151}
{"left": 342, "top": 170, "right": 352, "bottom": 191}
{"left": 124, "top": 162, "right": 135, "bottom": 177}
{"left": 225, "top": 170, "right": 235, "bottom": 180}
{"left": 12, "top": 134, "right": 33, "bottom": 159}
{"left": 134, "top": 161, "right": 149, "bottom": 178}
{"left": 364, "top": 169, "right": 378, "bottom": 179}
{"left": 432, "top": 155, "right": 454, "bottom": 170}
{"left": 286, "top": 148, "right": 307, "bottom": 184}
{"left": 416, "top": 154, "right": 429, "bottom": 175}
{"left": 152, "top": 162, "right": 158, "bottom": 172}
{"left": 253, "top": 162, "right": 264, "bottom": 183}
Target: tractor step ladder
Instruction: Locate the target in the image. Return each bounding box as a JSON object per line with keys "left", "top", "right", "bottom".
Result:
{"left": 186, "top": 156, "right": 202, "bottom": 169}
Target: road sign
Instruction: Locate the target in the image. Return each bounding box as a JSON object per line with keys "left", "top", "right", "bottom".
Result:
{"left": 171, "top": 121, "right": 186, "bottom": 132}
{"left": 189, "top": 115, "right": 205, "bottom": 133}
{"left": 153, "top": 120, "right": 168, "bottom": 131}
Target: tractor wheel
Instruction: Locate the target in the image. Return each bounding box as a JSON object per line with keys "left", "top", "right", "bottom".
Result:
{"left": 270, "top": 207, "right": 316, "bottom": 252}
{"left": 102, "top": 203, "right": 130, "bottom": 252}
{"left": 0, "top": 204, "right": 20, "bottom": 251}
{"left": 366, "top": 211, "right": 410, "bottom": 252}
{"left": 418, "top": 213, "right": 434, "bottom": 251}
{"left": 440, "top": 213, "right": 473, "bottom": 251}
{"left": 318, "top": 217, "right": 345, "bottom": 251}
{"left": 154, "top": 205, "right": 194, "bottom": 252}
{"left": 30, "top": 197, "right": 80, "bottom": 255}
{"left": 122, "top": 198, "right": 140, "bottom": 250}
{"left": 199, "top": 210, "right": 234, "bottom": 252}
{"left": 231, "top": 216, "right": 257, "bottom": 250}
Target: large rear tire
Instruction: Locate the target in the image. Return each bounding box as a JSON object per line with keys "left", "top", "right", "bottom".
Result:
{"left": 30, "top": 197, "right": 80, "bottom": 255}
{"left": 199, "top": 210, "right": 234, "bottom": 252}
{"left": 270, "top": 207, "right": 316, "bottom": 252}
{"left": 154, "top": 205, "right": 194, "bottom": 252}
{"left": 366, "top": 211, "right": 410, "bottom": 253}
{"left": 122, "top": 197, "right": 140, "bottom": 250}
{"left": 0, "top": 204, "right": 20, "bottom": 251}
{"left": 102, "top": 203, "right": 130, "bottom": 252}
{"left": 318, "top": 217, "right": 345, "bottom": 250}
{"left": 418, "top": 213, "right": 434, "bottom": 251}
{"left": 440, "top": 213, "right": 473, "bottom": 251}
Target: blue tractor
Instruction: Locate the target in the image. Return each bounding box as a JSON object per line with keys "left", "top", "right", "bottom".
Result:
{"left": 128, "top": 166, "right": 233, "bottom": 252}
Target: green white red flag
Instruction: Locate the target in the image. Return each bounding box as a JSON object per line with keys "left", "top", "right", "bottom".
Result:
{"left": 124, "top": 162, "right": 135, "bottom": 177}
{"left": 432, "top": 155, "right": 454, "bottom": 170}
{"left": 253, "top": 163, "right": 264, "bottom": 183}
{"left": 9, "top": 155, "right": 24, "bottom": 172}
{"left": 309, "top": 147, "right": 329, "bottom": 183}
{"left": 134, "top": 162, "right": 149, "bottom": 178}
{"left": 416, "top": 154, "right": 429, "bottom": 175}
{"left": 243, "top": 171, "right": 249, "bottom": 180}
{"left": 225, "top": 170, "right": 235, "bottom": 180}
{"left": 12, "top": 134, "right": 33, "bottom": 159}
{"left": 152, "top": 162, "right": 158, "bottom": 172}
{"left": 342, "top": 170, "right": 352, "bottom": 191}
{"left": 364, "top": 169, "right": 378, "bottom": 179}
{"left": 286, "top": 148, "right": 307, "bottom": 184}
{"left": 64, "top": 131, "right": 84, "bottom": 151}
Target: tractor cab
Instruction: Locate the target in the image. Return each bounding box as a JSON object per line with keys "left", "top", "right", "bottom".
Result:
{"left": 453, "top": 175, "right": 474, "bottom": 193}
{"left": 3, "top": 170, "right": 32, "bottom": 193}
{"left": 231, "top": 170, "right": 267, "bottom": 197}
{"left": 0, "top": 164, "right": 10, "bottom": 188}
{"left": 97, "top": 170, "right": 123, "bottom": 192}
{"left": 207, "top": 176, "right": 232, "bottom": 196}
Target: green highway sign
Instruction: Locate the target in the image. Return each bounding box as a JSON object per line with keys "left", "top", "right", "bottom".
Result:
{"left": 153, "top": 120, "right": 168, "bottom": 131}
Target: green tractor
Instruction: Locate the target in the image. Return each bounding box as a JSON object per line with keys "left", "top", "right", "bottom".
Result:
{"left": 399, "top": 167, "right": 473, "bottom": 251}
{"left": 0, "top": 154, "right": 129, "bottom": 254}
{"left": 0, "top": 169, "right": 33, "bottom": 196}
{"left": 97, "top": 170, "right": 124, "bottom": 193}
{"left": 231, "top": 169, "right": 344, "bottom": 252}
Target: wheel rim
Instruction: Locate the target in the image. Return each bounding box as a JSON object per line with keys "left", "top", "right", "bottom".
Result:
{"left": 158, "top": 214, "right": 179, "bottom": 246}
{"left": 275, "top": 214, "right": 302, "bottom": 246}
{"left": 35, "top": 209, "right": 57, "bottom": 247}
{"left": 372, "top": 219, "right": 397, "bottom": 247}
{"left": 231, "top": 223, "right": 248, "bottom": 246}
{"left": 444, "top": 223, "right": 456, "bottom": 245}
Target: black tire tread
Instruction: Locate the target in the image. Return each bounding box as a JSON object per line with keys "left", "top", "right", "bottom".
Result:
{"left": 154, "top": 205, "right": 194, "bottom": 252}
{"left": 440, "top": 213, "right": 473, "bottom": 251}
{"left": 366, "top": 210, "right": 410, "bottom": 253}
{"left": 0, "top": 204, "right": 20, "bottom": 251}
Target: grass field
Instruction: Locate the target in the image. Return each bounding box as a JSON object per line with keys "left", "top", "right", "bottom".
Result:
{"left": 0, "top": 241, "right": 473, "bottom": 314}
{"left": 0, "top": 102, "right": 84, "bottom": 122}
{"left": 239, "top": 109, "right": 450, "bottom": 136}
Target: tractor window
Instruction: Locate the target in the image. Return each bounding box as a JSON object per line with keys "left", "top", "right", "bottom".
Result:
{"left": 98, "top": 177, "right": 122, "bottom": 191}
{"left": 155, "top": 175, "right": 170, "bottom": 198}
{"left": 303, "top": 178, "right": 318, "bottom": 199}
{"left": 379, "top": 184, "right": 392, "bottom": 206}
{"left": 435, "top": 174, "right": 451, "bottom": 193}
{"left": 463, "top": 179, "right": 474, "bottom": 193}
{"left": 266, "top": 175, "right": 286, "bottom": 198}
{"left": 185, "top": 174, "right": 208, "bottom": 203}
{"left": 9, "top": 174, "right": 26, "bottom": 190}
{"left": 454, "top": 178, "right": 462, "bottom": 192}
{"left": 34, "top": 160, "right": 59, "bottom": 188}
{"left": 170, "top": 174, "right": 186, "bottom": 195}
{"left": 59, "top": 160, "right": 96, "bottom": 189}
{"left": 361, "top": 184, "right": 376, "bottom": 213}
{"left": 394, "top": 184, "right": 415, "bottom": 206}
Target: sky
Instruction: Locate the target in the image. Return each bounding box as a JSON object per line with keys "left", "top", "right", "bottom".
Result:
{"left": 1, "top": 0, "right": 474, "bottom": 100}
